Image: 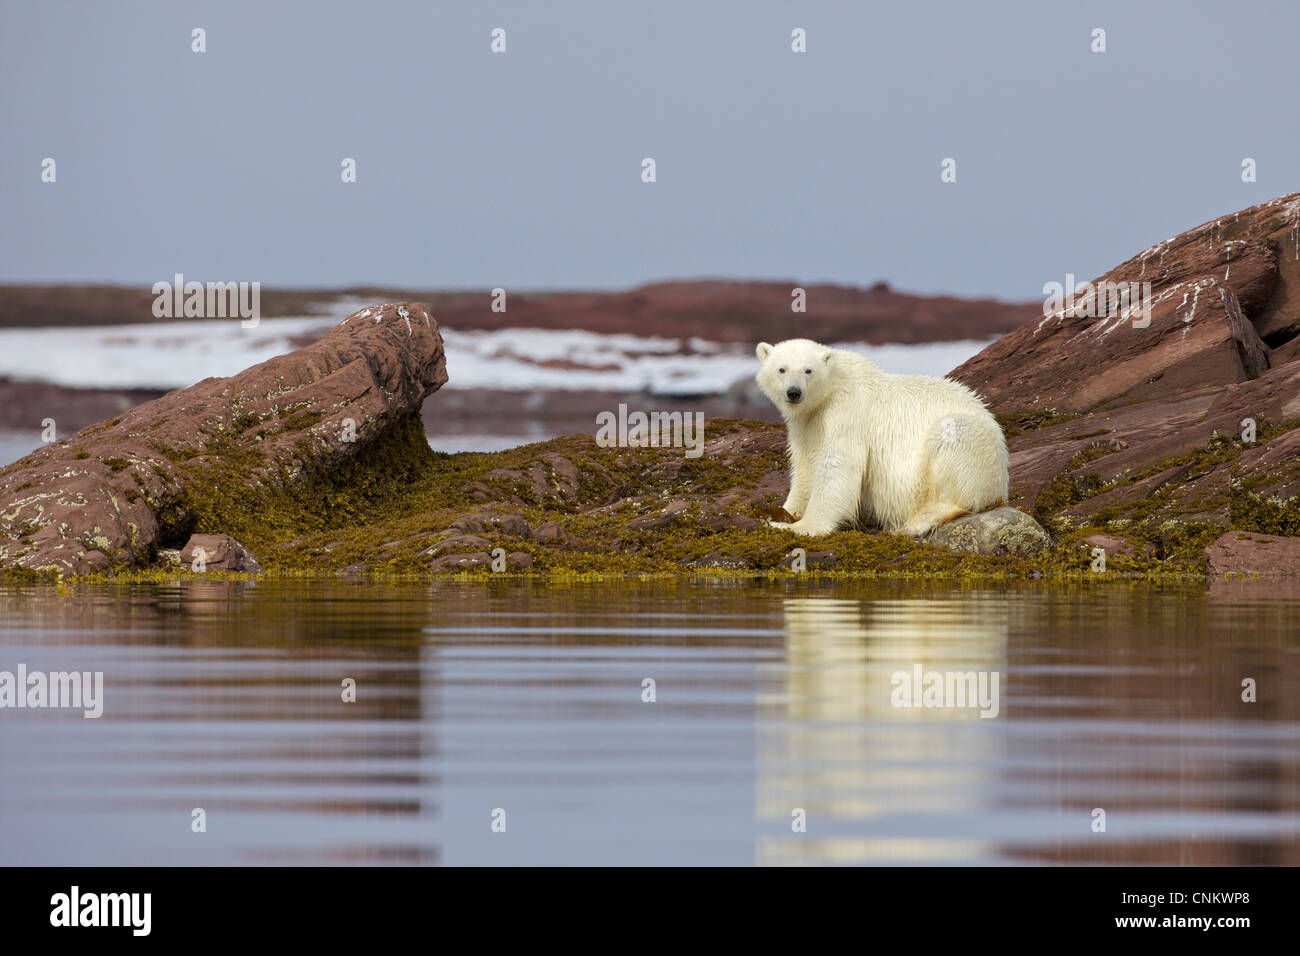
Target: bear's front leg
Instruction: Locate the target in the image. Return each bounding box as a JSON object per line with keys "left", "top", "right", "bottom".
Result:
{"left": 781, "top": 445, "right": 812, "bottom": 520}
{"left": 769, "top": 451, "right": 864, "bottom": 537}
{"left": 769, "top": 516, "right": 839, "bottom": 536}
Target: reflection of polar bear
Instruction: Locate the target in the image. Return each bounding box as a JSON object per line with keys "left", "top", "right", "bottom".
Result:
{"left": 755, "top": 339, "right": 1008, "bottom": 537}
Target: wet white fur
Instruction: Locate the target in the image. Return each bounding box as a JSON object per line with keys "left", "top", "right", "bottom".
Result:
{"left": 755, "top": 339, "right": 1008, "bottom": 537}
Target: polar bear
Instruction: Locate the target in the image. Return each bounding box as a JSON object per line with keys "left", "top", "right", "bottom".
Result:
{"left": 755, "top": 338, "right": 1008, "bottom": 538}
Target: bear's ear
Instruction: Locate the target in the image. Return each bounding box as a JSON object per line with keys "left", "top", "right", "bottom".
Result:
{"left": 821, "top": 349, "right": 833, "bottom": 364}
{"left": 756, "top": 342, "right": 772, "bottom": 361}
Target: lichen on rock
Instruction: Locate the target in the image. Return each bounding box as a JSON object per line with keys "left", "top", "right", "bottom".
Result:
{"left": 926, "top": 507, "right": 1052, "bottom": 558}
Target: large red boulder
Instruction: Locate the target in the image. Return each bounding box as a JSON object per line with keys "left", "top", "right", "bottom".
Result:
{"left": 0, "top": 303, "right": 445, "bottom": 574}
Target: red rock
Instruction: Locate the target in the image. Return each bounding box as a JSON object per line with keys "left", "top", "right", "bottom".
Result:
{"left": 628, "top": 500, "right": 691, "bottom": 529}
{"left": 426, "top": 550, "right": 531, "bottom": 571}
{"left": 0, "top": 302, "right": 445, "bottom": 574}
{"left": 1236, "top": 426, "right": 1300, "bottom": 503}
{"left": 428, "top": 552, "right": 491, "bottom": 571}
{"left": 1078, "top": 534, "right": 1154, "bottom": 560}
{"left": 1103, "top": 193, "right": 1300, "bottom": 344}
{"left": 954, "top": 193, "right": 1300, "bottom": 414}
{"left": 943, "top": 194, "right": 1300, "bottom": 545}
{"left": 450, "top": 511, "right": 532, "bottom": 538}
{"left": 478, "top": 452, "right": 594, "bottom": 505}
{"left": 954, "top": 278, "right": 1267, "bottom": 414}
{"left": 533, "top": 521, "right": 567, "bottom": 542}
{"left": 1206, "top": 531, "right": 1300, "bottom": 575}
{"left": 1004, "top": 389, "right": 1222, "bottom": 508}
{"left": 427, "top": 534, "right": 492, "bottom": 556}
{"left": 180, "top": 533, "right": 261, "bottom": 573}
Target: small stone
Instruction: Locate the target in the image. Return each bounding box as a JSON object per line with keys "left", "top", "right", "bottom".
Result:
{"left": 534, "top": 521, "right": 568, "bottom": 542}
{"left": 686, "top": 549, "right": 754, "bottom": 570}
{"left": 782, "top": 549, "right": 837, "bottom": 570}
{"left": 179, "top": 533, "right": 262, "bottom": 573}
{"left": 1079, "top": 533, "right": 1153, "bottom": 560}
{"left": 497, "top": 515, "right": 532, "bottom": 538}
{"left": 629, "top": 501, "right": 691, "bottom": 530}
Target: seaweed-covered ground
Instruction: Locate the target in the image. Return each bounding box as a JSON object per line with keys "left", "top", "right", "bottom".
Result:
{"left": 110, "top": 413, "right": 1291, "bottom": 581}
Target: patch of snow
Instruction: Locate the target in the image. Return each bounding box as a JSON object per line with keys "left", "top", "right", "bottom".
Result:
{"left": 0, "top": 311, "right": 994, "bottom": 397}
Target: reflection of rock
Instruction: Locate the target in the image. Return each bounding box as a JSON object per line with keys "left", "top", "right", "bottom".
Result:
{"left": 925, "top": 507, "right": 1051, "bottom": 556}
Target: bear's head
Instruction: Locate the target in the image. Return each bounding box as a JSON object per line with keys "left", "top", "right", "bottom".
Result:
{"left": 755, "top": 339, "right": 835, "bottom": 416}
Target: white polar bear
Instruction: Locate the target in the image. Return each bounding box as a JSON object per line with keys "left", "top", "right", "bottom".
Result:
{"left": 755, "top": 338, "right": 1008, "bottom": 538}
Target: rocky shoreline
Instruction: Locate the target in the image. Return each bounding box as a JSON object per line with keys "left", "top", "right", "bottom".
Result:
{"left": 3, "top": 195, "right": 1300, "bottom": 579}
{"left": 0, "top": 279, "right": 1034, "bottom": 343}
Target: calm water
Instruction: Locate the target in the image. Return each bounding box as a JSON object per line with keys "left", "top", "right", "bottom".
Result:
{"left": 0, "top": 578, "right": 1296, "bottom": 866}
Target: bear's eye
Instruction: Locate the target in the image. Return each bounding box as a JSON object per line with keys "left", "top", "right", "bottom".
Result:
{"left": 778, "top": 367, "right": 786, "bottom": 374}
{"left": 804, "top": 368, "right": 812, "bottom": 374}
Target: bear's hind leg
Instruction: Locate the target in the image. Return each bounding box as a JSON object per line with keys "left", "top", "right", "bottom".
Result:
{"left": 905, "top": 413, "right": 1005, "bottom": 538}
{"left": 899, "top": 502, "right": 968, "bottom": 539}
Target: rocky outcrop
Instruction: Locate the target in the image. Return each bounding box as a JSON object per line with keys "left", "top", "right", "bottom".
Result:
{"left": 954, "top": 195, "right": 1300, "bottom": 414}
{"left": 0, "top": 303, "right": 445, "bottom": 574}
{"left": 958, "top": 276, "right": 1268, "bottom": 415}
{"left": 945, "top": 195, "right": 1300, "bottom": 570}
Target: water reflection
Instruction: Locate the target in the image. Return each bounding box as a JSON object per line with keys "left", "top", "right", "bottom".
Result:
{"left": 0, "top": 579, "right": 1296, "bottom": 865}
{"left": 757, "top": 596, "right": 1009, "bottom": 864}
{"left": 0, "top": 581, "right": 435, "bottom": 864}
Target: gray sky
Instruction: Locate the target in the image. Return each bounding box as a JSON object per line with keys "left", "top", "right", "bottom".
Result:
{"left": 2, "top": 0, "right": 1297, "bottom": 298}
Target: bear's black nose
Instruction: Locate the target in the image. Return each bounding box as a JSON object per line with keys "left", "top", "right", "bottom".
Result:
{"left": 786, "top": 387, "right": 802, "bottom": 402}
